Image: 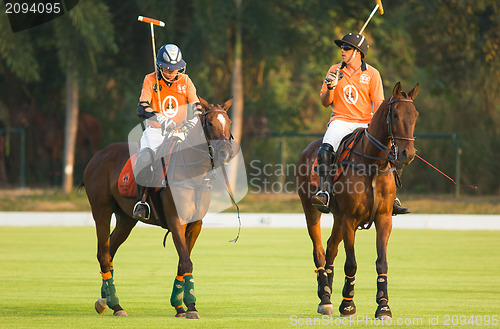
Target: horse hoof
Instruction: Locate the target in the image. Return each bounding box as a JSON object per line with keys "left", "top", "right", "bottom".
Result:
{"left": 375, "top": 304, "right": 392, "bottom": 319}
{"left": 94, "top": 298, "right": 107, "bottom": 314}
{"left": 339, "top": 300, "right": 356, "bottom": 317}
{"left": 317, "top": 304, "right": 334, "bottom": 315}
{"left": 185, "top": 311, "right": 200, "bottom": 319}
{"left": 175, "top": 312, "right": 186, "bottom": 318}
{"left": 113, "top": 309, "right": 128, "bottom": 316}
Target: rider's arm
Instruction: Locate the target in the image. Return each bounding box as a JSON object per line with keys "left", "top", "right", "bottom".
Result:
{"left": 320, "top": 66, "right": 338, "bottom": 108}
{"left": 137, "top": 75, "right": 157, "bottom": 119}
{"left": 369, "top": 69, "right": 385, "bottom": 115}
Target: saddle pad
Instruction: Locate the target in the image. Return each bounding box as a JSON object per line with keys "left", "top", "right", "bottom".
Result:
{"left": 310, "top": 129, "right": 365, "bottom": 187}
{"left": 118, "top": 153, "right": 138, "bottom": 197}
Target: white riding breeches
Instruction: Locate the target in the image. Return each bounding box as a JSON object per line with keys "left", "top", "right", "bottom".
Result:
{"left": 322, "top": 120, "right": 368, "bottom": 152}
{"left": 140, "top": 126, "right": 164, "bottom": 153}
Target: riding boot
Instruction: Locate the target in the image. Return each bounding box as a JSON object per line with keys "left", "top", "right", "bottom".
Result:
{"left": 392, "top": 169, "right": 410, "bottom": 215}
{"left": 133, "top": 184, "right": 150, "bottom": 220}
{"left": 311, "top": 143, "right": 335, "bottom": 214}
{"left": 133, "top": 148, "right": 155, "bottom": 220}
{"left": 392, "top": 197, "right": 410, "bottom": 215}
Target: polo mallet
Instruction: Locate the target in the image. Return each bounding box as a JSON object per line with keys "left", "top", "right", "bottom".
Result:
{"left": 331, "top": 0, "right": 384, "bottom": 77}
{"left": 138, "top": 16, "right": 165, "bottom": 112}
{"left": 359, "top": 0, "right": 384, "bottom": 35}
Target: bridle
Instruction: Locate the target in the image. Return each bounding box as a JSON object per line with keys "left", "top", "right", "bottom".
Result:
{"left": 364, "top": 96, "right": 416, "bottom": 163}
{"left": 201, "top": 108, "right": 233, "bottom": 165}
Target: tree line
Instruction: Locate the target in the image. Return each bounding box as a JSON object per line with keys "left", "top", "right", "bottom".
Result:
{"left": 0, "top": 0, "right": 498, "bottom": 194}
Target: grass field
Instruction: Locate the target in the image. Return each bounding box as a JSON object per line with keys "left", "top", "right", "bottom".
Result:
{"left": 0, "top": 227, "right": 499, "bottom": 328}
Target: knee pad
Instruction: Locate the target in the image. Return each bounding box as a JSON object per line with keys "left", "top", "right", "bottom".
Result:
{"left": 317, "top": 143, "right": 334, "bottom": 176}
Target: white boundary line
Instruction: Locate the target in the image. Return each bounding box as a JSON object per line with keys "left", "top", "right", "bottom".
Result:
{"left": 0, "top": 212, "right": 499, "bottom": 230}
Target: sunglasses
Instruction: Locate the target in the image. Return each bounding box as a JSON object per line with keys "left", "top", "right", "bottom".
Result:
{"left": 340, "top": 45, "right": 353, "bottom": 51}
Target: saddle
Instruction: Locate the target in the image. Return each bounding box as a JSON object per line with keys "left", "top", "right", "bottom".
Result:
{"left": 117, "top": 138, "right": 180, "bottom": 198}
{"left": 310, "top": 128, "right": 366, "bottom": 187}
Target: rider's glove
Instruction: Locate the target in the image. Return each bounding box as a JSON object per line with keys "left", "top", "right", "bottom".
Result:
{"left": 325, "top": 69, "right": 340, "bottom": 90}
{"left": 156, "top": 114, "right": 175, "bottom": 136}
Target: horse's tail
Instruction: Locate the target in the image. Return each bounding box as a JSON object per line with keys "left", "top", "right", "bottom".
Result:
{"left": 77, "top": 181, "right": 85, "bottom": 194}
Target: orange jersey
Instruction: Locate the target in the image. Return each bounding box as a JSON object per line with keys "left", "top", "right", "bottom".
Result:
{"left": 139, "top": 72, "right": 199, "bottom": 125}
{"left": 320, "top": 62, "right": 384, "bottom": 124}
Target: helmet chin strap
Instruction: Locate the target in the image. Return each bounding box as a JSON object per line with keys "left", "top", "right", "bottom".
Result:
{"left": 343, "top": 49, "right": 358, "bottom": 66}
{"left": 158, "top": 66, "right": 186, "bottom": 83}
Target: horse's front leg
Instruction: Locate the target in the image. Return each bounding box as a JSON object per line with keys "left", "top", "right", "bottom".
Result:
{"left": 318, "top": 216, "right": 343, "bottom": 315}
{"left": 169, "top": 220, "right": 203, "bottom": 318}
{"left": 339, "top": 218, "right": 357, "bottom": 317}
{"left": 170, "top": 221, "right": 199, "bottom": 319}
{"left": 374, "top": 214, "right": 393, "bottom": 319}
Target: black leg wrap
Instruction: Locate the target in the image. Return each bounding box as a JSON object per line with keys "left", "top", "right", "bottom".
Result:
{"left": 375, "top": 275, "right": 392, "bottom": 319}
{"left": 376, "top": 275, "right": 389, "bottom": 305}
{"left": 317, "top": 269, "right": 331, "bottom": 302}
{"left": 342, "top": 275, "right": 355, "bottom": 300}
{"left": 325, "top": 265, "right": 334, "bottom": 293}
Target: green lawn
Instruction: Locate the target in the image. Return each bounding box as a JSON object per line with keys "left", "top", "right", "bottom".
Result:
{"left": 0, "top": 227, "right": 499, "bottom": 328}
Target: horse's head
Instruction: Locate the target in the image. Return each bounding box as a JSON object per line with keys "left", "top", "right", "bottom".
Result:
{"left": 198, "top": 96, "right": 234, "bottom": 165}
{"left": 387, "top": 82, "right": 419, "bottom": 167}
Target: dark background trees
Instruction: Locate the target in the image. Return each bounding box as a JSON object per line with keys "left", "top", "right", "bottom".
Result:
{"left": 0, "top": 0, "right": 498, "bottom": 194}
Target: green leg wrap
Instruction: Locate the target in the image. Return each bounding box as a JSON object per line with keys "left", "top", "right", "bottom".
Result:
{"left": 182, "top": 274, "right": 196, "bottom": 306}
{"left": 103, "top": 277, "right": 120, "bottom": 308}
{"left": 101, "top": 269, "right": 114, "bottom": 298}
{"left": 170, "top": 278, "right": 184, "bottom": 308}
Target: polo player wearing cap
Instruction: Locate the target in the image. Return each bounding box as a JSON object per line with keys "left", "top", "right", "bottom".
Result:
{"left": 133, "top": 44, "right": 202, "bottom": 220}
{"left": 311, "top": 33, "right": 409, "bottom": 215}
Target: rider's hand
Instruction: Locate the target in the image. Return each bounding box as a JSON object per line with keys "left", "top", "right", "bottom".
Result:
{"left": 157, "top": 114, "right": 175, "bottom": 136}
{"left": 181, "top": 117, "right": 199, "bottom": 132}
{"left": 325, "top": 69, "right": 340, "bottom": 89}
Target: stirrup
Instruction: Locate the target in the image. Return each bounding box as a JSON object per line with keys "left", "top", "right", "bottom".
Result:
{"left": 133, "top": 201, "right": 151, "bottom": 220}
{"left": 311, "top": 191, "right": 331, "bottom": 214}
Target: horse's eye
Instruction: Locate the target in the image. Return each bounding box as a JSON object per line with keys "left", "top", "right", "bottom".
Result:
{"left": 393, "top": 113, "right": 399, "bottom": 119}
{"left": 208, "top": 122, "right": 213, "bottom": 127}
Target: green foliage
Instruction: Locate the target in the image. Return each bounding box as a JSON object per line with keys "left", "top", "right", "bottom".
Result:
{"left": 0, "top": 0, "right": 499, "bottom": 193}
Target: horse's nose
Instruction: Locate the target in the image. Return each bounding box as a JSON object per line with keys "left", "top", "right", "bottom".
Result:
{"left": 400, "top": 149, "right": 415, "bottom": 165}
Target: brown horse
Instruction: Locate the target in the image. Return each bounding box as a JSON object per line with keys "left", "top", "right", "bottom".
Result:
{"left": 83, "top": 97, "right": 233, "bottom": 318}
{"left": 296, "top": 82, "right": 419, "bottom": 319}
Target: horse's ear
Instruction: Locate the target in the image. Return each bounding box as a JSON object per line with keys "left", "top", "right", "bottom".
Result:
{"left": 198, "top": 96, "right": 210, "bottom": 111}
{"left": 392, "top": 82, "right": 402, "bottom": 98}
{"left": 222, "top": 97, "right": 234, "bottom": 111}
{"left": 408, "top": 83, "right": 419, "bottom": 100}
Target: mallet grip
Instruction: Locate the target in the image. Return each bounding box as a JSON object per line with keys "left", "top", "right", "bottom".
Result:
{"left": 138, "top": 16, "right": 165, "bottom": 27}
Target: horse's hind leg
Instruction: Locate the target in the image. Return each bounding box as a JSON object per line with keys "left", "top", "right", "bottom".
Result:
{"left": 339, "top": 219, "right": 357, "bottom": 317}
{"left": 324, "top": 216, "right": 343, "bottom": 313}
{"left": 374, "top": 215, "right": 393, "bottom": 320}
{"left": 300, "top": 196, "right": 333, "bottom": 315}
{"left": 93, "top": 205, "right": 127, "bottom": 316}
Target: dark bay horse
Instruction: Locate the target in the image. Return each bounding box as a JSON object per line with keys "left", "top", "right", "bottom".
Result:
{"left": 83, "top": 97, "right": 233, "bottom": 318}
{"left": 297, "top": 82, "right": 419, "bottom": 319}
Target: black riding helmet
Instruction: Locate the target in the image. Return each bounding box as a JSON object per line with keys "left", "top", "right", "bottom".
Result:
{"left": 334, "top": 33, "right": 369, "bottom": 58}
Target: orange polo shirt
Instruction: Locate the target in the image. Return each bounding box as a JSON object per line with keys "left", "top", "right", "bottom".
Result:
{"left": 320, "top": 62, "right": 384, "bottom": 124}
{"left": 139, "top": 72, "right": 199, "bottom": 126}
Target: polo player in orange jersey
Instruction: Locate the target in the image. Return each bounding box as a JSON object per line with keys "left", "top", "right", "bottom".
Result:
{"left": 311, "top": 33, "right": 410, "bottom": 215}
{"left": 133, "top": 44, "right": 202, "bottom": 220}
